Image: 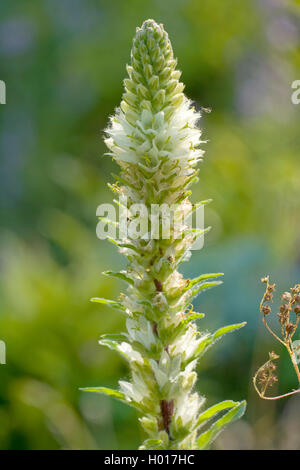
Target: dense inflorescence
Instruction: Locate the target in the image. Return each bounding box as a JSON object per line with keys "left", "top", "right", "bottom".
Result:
{"left": 82, "top": 19, "right": 246, "bottom": 450}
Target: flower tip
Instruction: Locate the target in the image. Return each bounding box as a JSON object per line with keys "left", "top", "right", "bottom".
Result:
{"left": 141, "top": 18, "right": 161, "bottom": 30}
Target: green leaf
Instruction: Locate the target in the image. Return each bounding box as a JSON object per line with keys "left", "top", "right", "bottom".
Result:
{"left": 190, "top": 322, "right": 246, "bottom": 362}
{"left": 100, "top": 333, "right": 126, "bottom": 342}
{"left": 103, "top": 271, "right": 134, "bottom": 286}
{"left": 212, "top": 322, "right": 247, "bottom": 342}
{"left": 192, "top": 199, "right": 212, "bottom": 211}
{"left": 196, "top": 400, "right": 240, "bottom": 430}
{"left": 79, "top": 386, "right": 146, "bottom": 413}
{"left": 197, "top": 400, "right": 246, "bottom": 450}
{"left": 180, "top": 312, "right": 205, "bottom": 327}
{"left": 79, "top": 386, "right": 127, "bottom": 403}
{"left": 140, "top": 439, "right": 163, "bottom": 450}
{"left": 190, "top": 334, "right": 213, "bottom": 360}
{"left": 187, "top": 280, "right": 223, "bottom": 301}
{"left": 184, "top": 226, "right": 211, "bottom": 238}
{"left": 90, "top": 297, "right": 126, "bottom": 312}
{"left": 107, "top": 237, "right": 140, "bottom": 253}
{"left": 99, "top": 333, "right": 126, "bottom": 352}
{"left": 184, "top": 272, "right": 224, "bottom": 291}
{"left": 97, "top": 216, "right": 118, "bottom": 227}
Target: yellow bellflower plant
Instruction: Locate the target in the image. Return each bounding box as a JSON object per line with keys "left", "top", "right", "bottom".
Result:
{"left": 81, "top": 19, "right": 246, "bottom": 450}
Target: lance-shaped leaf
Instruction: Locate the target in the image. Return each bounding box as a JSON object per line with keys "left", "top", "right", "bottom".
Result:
{"left": 189, "top": 322, "right": 247, "bottom": 362}
{"left": 197, "top": 400, "right": 246, "bottom": 449}
{"left": 80, "top": 386, "right": 127, "bottom": 402}
{"left": 183, "top": 226, "right": 211, "bottom": 239}
{"left": 183, "top": 272, "right": 224, "bottom": 292}
{"left": 107, "top": 236, "right": 141, "bottom": 254}
{"left": 190, "top": 199, "right": 212, "bottom": 212}
{"left": 185, "top": 280, "right": 223, "bottom": 303}
{"left": 97, "top": 216, "right": 119, "bottom": 228}
{"left": 180, "top": 312, "right": 205, "bottom": 327}
{"left": 99, "top": 333, "right": 127, "bottom": 352}
{"left": 103, "top": 271, "right": 135, "bottom": 286}
{"left": 195, "top": 400, "right": 241, "bottom": 430}
{"left": 212, "top": 322, "right": 247, "bottom": 342}
{"left": 90, "top": 297, "right": 126, "bottom": 312}
{"left": 79, "top": 386, "right": 142, "bottom": 411}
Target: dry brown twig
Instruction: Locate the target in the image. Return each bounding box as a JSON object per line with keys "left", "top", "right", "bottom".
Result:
{"left": 253, "top": 276, "right": 300, "bottom": 400}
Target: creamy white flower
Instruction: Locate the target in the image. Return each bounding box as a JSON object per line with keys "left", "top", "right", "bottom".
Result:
{"left": 175, "top": 392, "right": 204, "bottom": 427}
{"left": 119, "top": 380, "right": 144, "bottom": 402}
{"left": 126, "top": 317, "right": 156, "bottom": 350}
{"left": 117, "top": 342, "right": 144, "bottom": 365}
{"left": 170, "top": 325, "right": 205, "bottom": 361}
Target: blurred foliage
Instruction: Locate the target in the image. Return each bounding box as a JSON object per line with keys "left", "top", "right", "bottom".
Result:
{"left": 0, "top": 0, "right": 300, "bottom": 449}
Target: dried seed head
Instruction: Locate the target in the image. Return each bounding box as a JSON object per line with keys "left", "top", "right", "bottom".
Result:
{"left": 269, "top": 351, "right": 279, "bottom": 360}
{"left": 277, "top": 311, "right": 288, "bottom": 325}
{"left": 257, "top": 358, "right": 278, "bottom": 389}
{"left": 264, "top": 292, "right": 273, "bottom": 301}
{"left": 285, "top": 323, "right": 296, "bottom": 335}
{"left": 262, "top": 305, "right": 271, "bottom": 316}
{"left": 279, "top": 304, "right": 290, "bottom": 314}
{"left": 291, "top": 285, "right": 300, "bottom": 296}
{"left": 268, "top": 375, "right": 278, "bottom": 387}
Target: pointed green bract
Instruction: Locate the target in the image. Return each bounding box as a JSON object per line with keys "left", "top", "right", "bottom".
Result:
{"left": 85, "top": 19, "right": 246, "bottom": 450}
{"left": 80, "top": 387, "right": 127, "bottom": 402}
{"left": 195, "top": 400, "right": 241, "bottom": 429}
{"left": 197, "top": 401, "right": 247, "bottom": 449}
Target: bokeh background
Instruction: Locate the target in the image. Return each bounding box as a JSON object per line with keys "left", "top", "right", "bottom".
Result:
{"left": 0, "top": 0, "right": 300, "bottom": 450}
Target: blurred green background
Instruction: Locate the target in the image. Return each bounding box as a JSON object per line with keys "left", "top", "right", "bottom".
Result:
{"left": 0, "top": 0, "right": 300, "bottom": 450}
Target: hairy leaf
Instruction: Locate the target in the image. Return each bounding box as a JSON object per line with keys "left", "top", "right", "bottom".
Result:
{"left": 90, "top": 297, "right": 125, "bottom": 312}
{"left": 197, "top": 401, "right": 246, "bottom": 449}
